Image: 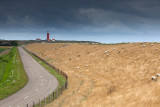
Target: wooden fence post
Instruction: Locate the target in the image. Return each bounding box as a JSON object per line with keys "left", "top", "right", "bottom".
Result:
{"left": 61, "top": 86, "right": 63, "bottom": 95}
{"left": 65, "top": 82, "right": 67, "bottom": 89}
{"left": 49, "top": 94, "right": 51, "bottom": 103}
{"left": 66, "top": 80, "right": 68, "bottom": 88}
{"left": 58, "top": 88, "right": 59, "bottom": 97}
{"left": 33, "top": 101, "right": 35, "bottom": 107}
{"left": 55, "top": 91, "right": 56, "bottom": 99}
{"left": 39, "top": 99, "right": 41, "bottom": 107}
{"left": 56, "top": 89, "right": 58, "bottom": 98}
{"left": 53, "top": 92, "right": 55, "bottom": 100}
{"left": 45, "top": 97, "right": 46, "bottom": 106}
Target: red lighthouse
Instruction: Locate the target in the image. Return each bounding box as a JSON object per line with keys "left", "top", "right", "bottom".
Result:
{"left": 47, "top": 31, "right": 49, "bottom": 41}
{"left": 46, "top": 31, "right": 55, "bottom": 41}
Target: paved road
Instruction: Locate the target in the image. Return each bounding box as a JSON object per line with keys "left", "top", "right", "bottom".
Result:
{"left": 0, "top": 47, "right": 58, "bottom": 107}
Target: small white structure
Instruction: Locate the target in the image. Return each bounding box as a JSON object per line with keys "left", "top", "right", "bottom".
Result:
{"left": 151, "top": 76, "right": 157, "bottom": 81}
{"left": 56, "top": 52, "right": 59, "bottom": 55}
{"left": 76, "top": 66, "right": 80, "bottom": 69}
{"left": 113, "top": 48, "right": 116, "bottom": 50}
{"left": 156, "top": 73, "right": 160, "bottom": 77}
{"left": 143, "top": 45, "right": 146, "bottom": 47}
{"left": 156, "top": 48, "right": 159, "bottom": 50}
{"left": 85, "top": 64, "right": 88, "bottom": 67}
{"left": 151, "top": 44, "right": 154, "bottom": 46}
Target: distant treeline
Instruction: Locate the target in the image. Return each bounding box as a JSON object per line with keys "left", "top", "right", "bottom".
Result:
{"left": 0, "top": 41, "right": 17, "bottom": 46}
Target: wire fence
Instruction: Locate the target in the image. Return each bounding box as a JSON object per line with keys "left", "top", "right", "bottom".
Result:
{"left": 23, "top": 48, "right": 68, "bottom": 107}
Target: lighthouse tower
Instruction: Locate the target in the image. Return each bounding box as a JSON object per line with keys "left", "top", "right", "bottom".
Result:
{"left": 46, "top": 31, "right": 55, "bottom": 41}
{"left": 47, "top": 31, "right": 50, "bottom": 41}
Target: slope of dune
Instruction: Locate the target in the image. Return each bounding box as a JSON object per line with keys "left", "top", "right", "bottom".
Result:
{"left": 25, "top": 43, "right": 160, "bottom": 107}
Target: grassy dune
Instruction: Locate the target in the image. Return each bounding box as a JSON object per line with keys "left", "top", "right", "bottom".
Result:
{"left": 0, "top": 47, "right": 28, "bottom": 100}
{"left": 26, "top": 43, "right": 160, "bottom": 107}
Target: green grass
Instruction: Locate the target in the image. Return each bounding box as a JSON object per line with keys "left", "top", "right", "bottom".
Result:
{"left": 0, "top": 47, "right": 28, "bottom": 100}
{"left": 0, "top": 48, "right": 12, "bottom": 80}
{"left": 0, "top": 48, "right": 6, "bottom": 53}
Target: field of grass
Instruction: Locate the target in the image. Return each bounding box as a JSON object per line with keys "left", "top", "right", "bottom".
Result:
{"left": 0, "top": 47, "right": 28, "bottom": 100}
{"left": 26, "top": 43, "right": 160, "bottom": 107}
{"left": 0, "top": 48, "right": 6, "bottom": 53}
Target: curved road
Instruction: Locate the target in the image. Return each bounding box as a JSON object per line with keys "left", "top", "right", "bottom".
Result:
{"left": 0, "top": 47, "right": 58, "bottom": 107}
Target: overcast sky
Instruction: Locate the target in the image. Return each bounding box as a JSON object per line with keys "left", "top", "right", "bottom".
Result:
{"left": 0, "top": 0, "right": 160, "bottom": 43}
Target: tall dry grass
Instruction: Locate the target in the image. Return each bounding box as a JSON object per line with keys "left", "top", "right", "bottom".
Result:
{"left": 25, "top": 43, "right": 160, "bottom": 107}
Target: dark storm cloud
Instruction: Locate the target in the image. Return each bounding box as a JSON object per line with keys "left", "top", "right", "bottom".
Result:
{"left": 0, "top": 0, "right": 160, "bottom": 33}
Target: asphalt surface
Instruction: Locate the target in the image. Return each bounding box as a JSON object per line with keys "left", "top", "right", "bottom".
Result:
{"left": 0, "top": 47, "right": 58, "bottom": 107}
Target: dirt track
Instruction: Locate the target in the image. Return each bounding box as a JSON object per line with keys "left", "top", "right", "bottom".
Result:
{"left": 0, "top": 47, "right": 58, "bottom": 107}
{"left": 25, "top": 43, "right": 160, "bottom": 107}
{"left": 0, "top": 49, "right": 10, "bottom": 55}
{"left": 0, "top": 46, "right": 12, "bottom": 55}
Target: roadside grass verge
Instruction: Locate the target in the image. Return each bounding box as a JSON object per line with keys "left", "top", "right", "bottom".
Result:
{"left": 0, "top": 48, "right": 7, "bottom": 53}
{"left": 0, "top": 47, "right": 28, "bottom": 100}
{"left": 0, "top": 50, "right": 10, "bottom": 80}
